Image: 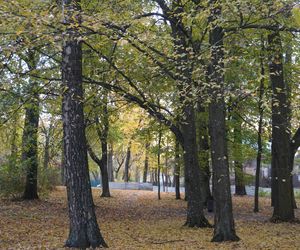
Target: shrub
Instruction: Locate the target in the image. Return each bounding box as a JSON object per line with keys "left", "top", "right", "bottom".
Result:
{"left": 0, "top": 157, "right": 61, "bottom": 199}
{"left": 0, "top": 157, "right": 26, "bottom": 199}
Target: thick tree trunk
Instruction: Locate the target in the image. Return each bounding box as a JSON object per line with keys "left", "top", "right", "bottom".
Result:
{"left": 285, "top": 46, "right": 297, "bottom": 210}
{"left": 143, "top": 142, "right": 150, "bottom": 182}
{"left": 175, "top": 139, "right": 181, "bottom": 200}
{"left": 268, "top": 32, "right": 294, "bottom": 222}
{"left": 62, "top": 0, "right": 107, "bottom": 247}
{"left": 208, "top": 3, "right": 239, "bottom": 241}
{"left": 22, "top": 91, "right": 39, "bottom": 200}
{"left": 182, "top": 104, "right": 210, "bottom": 227}
{"left": 155, "top": 0, "right": 208, "bottom": 227}
{"left": 124, "top": 142, "right": 131, "bottom": 182}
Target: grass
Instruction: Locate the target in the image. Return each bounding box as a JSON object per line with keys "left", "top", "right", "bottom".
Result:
{"left": 0, "top": 187, "right": 299, "bottom": 249}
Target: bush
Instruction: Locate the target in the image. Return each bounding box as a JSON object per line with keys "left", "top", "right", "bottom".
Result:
{"left": 243, "top": 173, "right": 255, "bottom": 185}
{"left": 0, "top": 158, "right": 26, "bottom": 199}
{"left": 38, "top": 167, "right": 61, "bottom": 196}
{"left": 0, "top": 157, "right": 61, "bottom": 199}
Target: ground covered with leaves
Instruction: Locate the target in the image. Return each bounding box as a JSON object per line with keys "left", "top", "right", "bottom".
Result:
{"left": 0, "top": 187, "right": 299, "bottom": 249}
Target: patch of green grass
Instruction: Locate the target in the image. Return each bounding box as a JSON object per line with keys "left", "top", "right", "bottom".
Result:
{"left": 258, "top": 189, "right": 270, "bottom": 197}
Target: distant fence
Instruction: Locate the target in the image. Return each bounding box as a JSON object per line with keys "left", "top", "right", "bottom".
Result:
{"left": 97, "top": 182, "right": 153, "bottom": 191}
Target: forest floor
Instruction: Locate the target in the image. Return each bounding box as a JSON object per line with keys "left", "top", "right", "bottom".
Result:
{"left": 0, "top": 187, "right": 299, "bottom": 250}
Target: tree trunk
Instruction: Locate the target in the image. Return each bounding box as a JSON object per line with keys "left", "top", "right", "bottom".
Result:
{"left": 22, "top": 91, "right": 39, "bottom": 200}
{"left": 108, "top": 144, "right": 114, "bottom": 182}
{"left": 62, "top": 0, "right": 107, "bottom": 247}
{"left": 143, "top": 142, "right": 150, "bottom": 182}
{"left": 285, "top": 45, "right": 297, "bottom": 210}
{"left": 124, "top": 142, "right": 131, "bottom": 182}
{"left": 268, "top": 32, "right": 294, "bottom": 222}
{"left": 208, "top": 3, "right": 239, "bottom": 241}
{"left": 87, "top": 143, "right": 111, "bottom": 198}
{"left": 233, "top": 115, "right": 246, "bottom": 196}
{"left": 175, "top": 138, "right": 181, "bottom": 199}
{"left": 254, "top": 44, "right": 265, "bottom": 213}
{"left": 182, "top": 104, "right": 210, "bottom": 227}
{"left": 197, "top": 105, "right": 212, "bottom": 204}
{"left": 43, "top": 119, "right": 53, "bottom": 170}
{"left": 61, "top": 142, "right": 66, "bottom": 186}
{"left": 157, "top": 129, "right": 162, "bottom": 200}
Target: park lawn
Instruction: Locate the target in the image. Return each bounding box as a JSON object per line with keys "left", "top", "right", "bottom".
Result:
{"left": 0, "top": 187, "right": 299, "bottom": 249}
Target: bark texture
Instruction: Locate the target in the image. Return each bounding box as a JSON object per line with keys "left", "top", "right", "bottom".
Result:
{"left": 124, "top": 142, "right": 131, "bottom": 182}
{"left": 22, "top": 91, "right": 39, "bottom": 200}
{"left": 268, "top": 32, "right": 294, "bottom": 222}
{"left": 208, "top": 2, "right": 239, "bottom": 241}
{"left": 62, "top": 0, "right": 107, "bottom": 247}
{"left": 197, "top": 106, "right": 212, "bottom": 204}
{"left": 143, "top": 142, "right": 150, "bottom": 183}
{"left": 174, "top": 138, "right": 181, "bottom": 200}
{"left": 182, "top": 104, "right": 210, "bottom": 227}
{"left": 232, "top": 115, "right": 246, "bottom": 196}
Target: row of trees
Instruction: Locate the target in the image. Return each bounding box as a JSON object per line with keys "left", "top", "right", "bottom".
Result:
{"left": 0, "top": 0, "right": 300, "bottom": 248}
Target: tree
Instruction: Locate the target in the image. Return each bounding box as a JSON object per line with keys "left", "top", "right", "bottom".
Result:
{"left": 232, "top": 113, "right": 247, "bottom": 196}
{"left": 208, "top": 1, "right": 239, "bottom": 242}
{"left": 254, "top": 40, "right": 266, "bottom": 213}
{"left": 87, "top": 99, "right": 111, "bottom": 197}
{"left": 22, "top": 51, "right": 40, "bottom": 200}
{"left": 61, "top": 0, "right": 107, "bottom": 247}
{"left": 268, "top": 31, "right": 294, "bottom": 222}
{"left": 174, "top": 137, "right": 181, "bottom": 200}
{"left": 143, "top": 141, "right": 150, "bottom": 183}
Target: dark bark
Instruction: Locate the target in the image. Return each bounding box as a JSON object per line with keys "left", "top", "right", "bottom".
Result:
{"left": 233, "top": 115, "right": 246, "bottom": 196}
{"left": 208, "top": 2, "right": 239, "bottom": 241}
{"left": 91, "top": 93, "right": 111, "bottom": 197}
{"left": 182, "top": 104, "right": 210, "bottom": 228}
{"left": 162, "top": 2, "right": 209, "bottom": 226}
{"left": 285, "top": 46, "right": 298, "bottom": 210}
{"left": 197, "top": 105, "right": 212, "bottom": 204}
{"left": 43, "top": 119, "right": 53, "bottom": 170}
{"left": 87, "top": 143, "right": 111, "bottom": 197}
{"left": 61, "top": 142, "right": 66, "bottom": 186}
{"left": 87, "top": 90, "right": 111, "bottom": 196}
{"left": 175, "top": 139, "right": 181, "bottom": 200}
{"left": 107, "top": 144, "right": 114, "bottom": 182}
{"left": 143, "top": 142, "right": 150, "bottom": 182}
{"left": 124, "top": 142, "right": 131, "bottom": 182}
{"left": 254, "top": 45, "right": 265, "bottom": 213}
{"left": 157, "top": 129, "right": 162, "bottom": 200}
{"left": 115, "top": 153, "right": 125, "bottom": 180}
{"left": 22, "top": 91, "right": 40, "bottom": 200}
{"left": 268, "top": 32, "right": 294, "bottom": 222}
{"left": 62, "top": 0, "right": 107, "bottom": 247}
